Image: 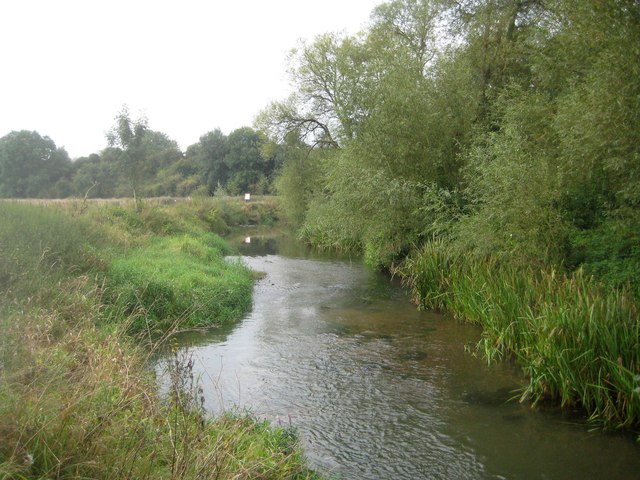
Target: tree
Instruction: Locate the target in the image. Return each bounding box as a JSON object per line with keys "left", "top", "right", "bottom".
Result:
{"left": 138, "top": 130, "right": 183, "bottom": 179}
{"left": 451, "top": 0, "right": 640, "bottom": 280}
{"left": 369, "top": 0, "right": 442, "bottom": 76}
{"left": 257, "top": 32, "right": 373, "bottom": 148}
{"left": 187, "top": 129, "right": 229, "bottom": 194}
{"left": 0, "top": 130, "right": 71, "bottom": 198}
{"left": 103, "top": 106, "right": 187, "bottom": 200}
{"left": 260, "top": 0, "right": 640, "bottom": 284}
{"left": 443, "top": 0, "right": 548, "bottom": 120}
{"left": 258, "top": 0, "right": 472, "bottom": 264}
{"left": 71, "top": 151, "right": 120, "bottom": 198}
{"left": 224, "top": 127, "right": 268, "bottom": 194}
{"left": 148, "top": 156, "right": 203, "bottom": 197}
{"left": 106, "top": 105, "right": 148, "bottom": 205}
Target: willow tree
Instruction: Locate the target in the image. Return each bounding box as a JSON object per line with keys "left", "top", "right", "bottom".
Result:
{"left": 261, "top": 0, "right": 640, "bottom": 281}
{"left": 451, "top": 0, "right": 640, "bottom": 283}
{"left": 257, "top": 32, "right": 373, "bottom": 149}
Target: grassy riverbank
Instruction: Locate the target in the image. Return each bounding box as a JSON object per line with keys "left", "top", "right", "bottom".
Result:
{"left": 0, "top": 197, "right": 320, "bottom": 479}
{"left": 394, "top": 241, "right": 640, "bottom": 430}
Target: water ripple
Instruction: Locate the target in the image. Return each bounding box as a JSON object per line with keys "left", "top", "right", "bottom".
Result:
{"left": 161, "top": 253, "right": 640, "bottom": 480}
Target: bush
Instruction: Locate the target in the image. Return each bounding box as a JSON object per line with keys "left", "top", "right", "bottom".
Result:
{"left": 568, "top": 215, "right": 640, "bottom": 297}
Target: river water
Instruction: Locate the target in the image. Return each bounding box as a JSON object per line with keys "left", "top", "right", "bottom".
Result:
{"left": 162, "top": 231, "right": 640, "bottom": 479}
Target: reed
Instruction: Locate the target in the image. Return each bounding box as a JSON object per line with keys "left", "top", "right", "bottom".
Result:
{"left": 395, "top": 241, "right": 640, "bottom": 429}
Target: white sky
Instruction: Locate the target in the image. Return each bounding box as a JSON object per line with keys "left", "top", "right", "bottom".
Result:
{"left": 0, "top": 0, "right": 381, "bottom": 158}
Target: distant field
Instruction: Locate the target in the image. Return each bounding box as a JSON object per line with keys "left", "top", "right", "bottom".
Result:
{"left": 0, "top": 195, "right": 277, "bottom": 206}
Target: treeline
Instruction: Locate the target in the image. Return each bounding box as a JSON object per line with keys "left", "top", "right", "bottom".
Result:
{"left": 0, "top": 107, "right": 281, "bottom": 200}
{"left": 258, "top": 0, "right": 640, "bottom": 295}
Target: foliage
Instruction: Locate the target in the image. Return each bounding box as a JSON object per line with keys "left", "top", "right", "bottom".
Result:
{"left": 72, "top": 151, "right": 120, "bottom": 198}
{"left": 261, "top": 0, "right": 640, "bottom": 286}
{"left": 102, "top": 106, "right": 186, "bottom": 203}
{"left": 0, "top": 109, "right": 199, "bottom": 201}
{"left": 257, "top": 33, "right": 367, "bottom": 148}
{"left": 106, "top": 105, "right": 149, "bottom": 204}
{"left": 0, "top": 130, "right": 72, "bottom": 198}
{"left": 144, "top": 157, "right": 203, "bottom": 197}
{"left": 569, "top": 215, "right": 640, "bottom": 297}
{"left": 272, "top": 134, "right": 325, "bottom": 226}
{"left": 190, "top": 128, "right": 231, "bottom": 193}
{"left": 452, "top": 86, "right": 569, "bottom": 265}
{"left": 300, "top": 151, "right": 432, "bottom": 267}
{"left": 225, "top": 127, "right": 272, "bottom": 194}
{"left": 187, "top": 127, "right": 279, "bottom": 196}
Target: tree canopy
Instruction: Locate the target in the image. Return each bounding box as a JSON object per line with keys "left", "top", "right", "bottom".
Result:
{"left": 260, "top": 0, "right": 640, "bottom": 290}
{"left": 187, "top": 126, "right": 277, "bottom": 195}
{"left": 0, "top": 130, "right": 71, "bottom": 198}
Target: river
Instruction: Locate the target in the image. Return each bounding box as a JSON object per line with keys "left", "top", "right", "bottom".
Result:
{"left": 160, "top": 231, "right": 640, "bottom": 479}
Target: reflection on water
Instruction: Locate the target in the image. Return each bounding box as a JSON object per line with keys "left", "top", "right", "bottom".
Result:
{"left": 161, "top": 232, "right": 640, "bottom": 480}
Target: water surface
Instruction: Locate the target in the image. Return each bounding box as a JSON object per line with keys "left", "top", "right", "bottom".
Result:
{"left": 162, "top": 231, "right": 640, "bottom": 479}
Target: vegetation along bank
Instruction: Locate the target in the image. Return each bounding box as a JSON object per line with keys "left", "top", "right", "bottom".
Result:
{"left": 259, "top": 0, "right": 640, "bottom": 430}
{"left": 0, "top": 197, "right": 320, "bottom": 479}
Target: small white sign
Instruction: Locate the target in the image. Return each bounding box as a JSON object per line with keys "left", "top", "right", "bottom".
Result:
{"left": 244, "top": 193, "right": 251, "bottom": 201}
{"left": 244, "top": 237, "right": 251, "bottom": 244}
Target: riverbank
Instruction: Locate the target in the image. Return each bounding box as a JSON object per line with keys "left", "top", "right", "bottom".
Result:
{"left": 0, "top": 197, "right": 320, "bottom": 479}
{"left": 297, "top": 206, "right": 640, "bottom": 431}
{"left": 393, "top": 240, "right": 640, "bottom": 431}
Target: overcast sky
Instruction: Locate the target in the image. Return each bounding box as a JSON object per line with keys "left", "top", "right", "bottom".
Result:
{"left": 1, "top": 0, "right": 381, "bottom": 158}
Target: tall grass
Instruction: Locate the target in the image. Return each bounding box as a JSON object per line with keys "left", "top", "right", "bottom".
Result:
{"left": 0, "top": 203, "right": 98, "bottom": 299}
{"left": 0, "top": 200, "right": 319, "bottom": 479}
{"left": 395, "top": 240, "right": 640, "bottom": 429}
{"left": 50, "top": 195, "right": 280, "bottom": 251}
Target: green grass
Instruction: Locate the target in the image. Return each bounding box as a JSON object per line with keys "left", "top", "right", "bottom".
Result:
{"left": 106, "top": 234, "right": 253, "bottom": 333}
{"left": 395, "top": 240, "right": 640, "bottom": 430}
{"left": 0, "top": 198, "right": 320, "bottom": 479}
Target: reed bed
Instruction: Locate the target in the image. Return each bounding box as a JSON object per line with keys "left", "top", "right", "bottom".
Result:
{"left": 396, "top": 240, "right": 640, "bottom": 429}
